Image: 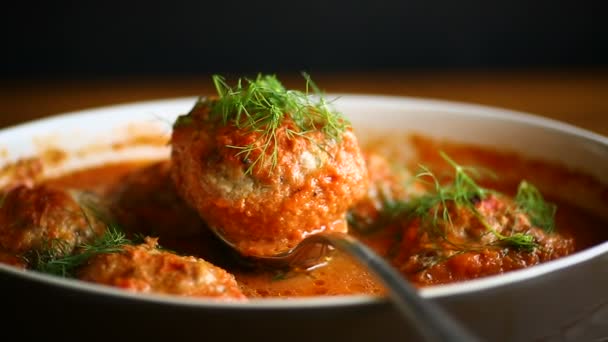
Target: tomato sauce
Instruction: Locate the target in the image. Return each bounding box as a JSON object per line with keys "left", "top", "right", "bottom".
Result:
{"left": 37, "top": 135, "right": 608, "bottom": 297}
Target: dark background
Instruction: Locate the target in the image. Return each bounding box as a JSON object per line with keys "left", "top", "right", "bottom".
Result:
{"left": 2, "top": 0, "right": 606, "bottom": 80}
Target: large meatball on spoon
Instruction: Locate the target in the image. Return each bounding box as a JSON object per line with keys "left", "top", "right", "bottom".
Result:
{"left": 172, "top": 84, "right": 478, "bottom": 340}
{"left": 171, "top": 74, "right": 368, "bottom": 257}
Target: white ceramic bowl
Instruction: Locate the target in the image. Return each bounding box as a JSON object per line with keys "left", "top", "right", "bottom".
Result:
{"left": 1, "top": 95, "right": 607, "bottom": 341}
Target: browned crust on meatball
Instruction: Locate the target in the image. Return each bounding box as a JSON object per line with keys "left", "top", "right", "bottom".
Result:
{"left": 171, "top": 104, "right": 368, "bottom": 256}
{"left": 0, "top": 185, "right": 106, "bottom": 261}
{"left": 78, "top": 238, "right": 246, "bottom": 300}
{"left": 108, "top": 161, "right": 204, "bottom": 240}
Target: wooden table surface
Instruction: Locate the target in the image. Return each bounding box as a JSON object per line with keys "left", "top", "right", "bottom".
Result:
{"left": 1, "top": 69, "right": 607, "bottom": 136}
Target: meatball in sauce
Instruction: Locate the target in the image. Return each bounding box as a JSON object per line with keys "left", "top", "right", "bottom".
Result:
{"left": 78, "top": 237, "right": 245, "bottom": 300}
{"left": 0, "top": 185, "right": 106, "bottom": 267}
{"left": 393, "top": 193, "right": 574, "bottom": 286}
{"left": 1, "top": 74, "right": 606, "bottom": 301}
{"left": 171, "top": 75, "right": 368, "bottom": 256}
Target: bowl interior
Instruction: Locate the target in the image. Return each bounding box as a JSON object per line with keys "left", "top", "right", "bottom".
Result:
{"left": 0, "top": 94, "right": 607, "bottom": 308}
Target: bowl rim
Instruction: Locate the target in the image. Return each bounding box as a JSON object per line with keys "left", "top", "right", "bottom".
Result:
{"left": 1, "top": 93, "right": 607, "bottom": 309}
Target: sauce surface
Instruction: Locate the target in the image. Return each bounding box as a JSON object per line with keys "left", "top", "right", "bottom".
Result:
{"left": 36, "top": 136, "right": 608, "bottom": 297}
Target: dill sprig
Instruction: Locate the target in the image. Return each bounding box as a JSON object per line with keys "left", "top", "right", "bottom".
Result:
{"left": 191, "top": 73, "right": 348, "bottom": 174}
{"left": 515, "top": 180, "right": 557, "bottom": 232}
{"left": 28, "top": 223, "right": 131, "bottom": 277}
{"left": 211, "top": 73, "right": 346, "bottom": 139}
{"left": 469, "top": 209, "right": 538, "bottom": 252}
{"left": 396, "top": 152, "right": 538, "bottom": 251}
{"left": 409, "top": 152, "right": 489, "bottom": 239}
{"left": 496, "top": 233, "right": 537, "bottom": 252}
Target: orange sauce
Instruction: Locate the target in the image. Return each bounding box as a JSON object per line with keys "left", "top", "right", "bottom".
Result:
{"left": 38, "top": 135, "right": 608, "bottom": 297}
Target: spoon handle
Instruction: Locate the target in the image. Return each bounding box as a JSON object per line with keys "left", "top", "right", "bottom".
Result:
{"left": 326, "top": 233, "right": 479, "bottom": 342}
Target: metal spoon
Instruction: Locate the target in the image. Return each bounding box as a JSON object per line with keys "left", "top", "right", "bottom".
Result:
{"left": 214, "top": 230, "right": 479, "bottom": 341}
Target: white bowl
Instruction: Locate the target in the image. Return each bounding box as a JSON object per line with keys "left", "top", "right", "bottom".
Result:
{"left": 1, "top": 95, "right": 607, "bottom": 341}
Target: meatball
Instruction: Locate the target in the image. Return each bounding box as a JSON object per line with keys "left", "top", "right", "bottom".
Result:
{"left": 393, "top": 194, "right": 574, "bottom": 286}
{"left": 108, "top": 161, "right": 204, "bottom": 240}
{"left": 0, "top": 185, "right": 106, "bottom": 265}
{"left": 171, "top": 97, "right": 368, "bottom": 256}
{"left": 78, "top": 238, "right": 246, "bottom": 300}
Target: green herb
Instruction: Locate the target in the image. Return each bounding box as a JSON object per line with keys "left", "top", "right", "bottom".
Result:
{"left": 515, "top": 180, "right": 557, "bottom": 232}
{"left": 496, "top": 232, "right": 537, "bottom": 252}
{"left": 409, "top": 152, "right": 489, "bottom": 239}
{"left": 28, "top": 223, "right": 131, "bottom": 277}
{"left": 184, "top": 73, "right": 348, "bottom": 174}
{"left": 389, "top": 152, "right": 538, "bottom": 251}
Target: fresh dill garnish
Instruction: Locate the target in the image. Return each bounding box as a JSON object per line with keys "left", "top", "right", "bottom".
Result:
{"left": 515, "top": 180, "right": 557, "bottom": 232}
{"left": 408, "top": 152, "right": 490, "bottom": 239}
{"left": 384, "top": 152, "right": 538, "bottom": 252}
{"left": 28, "top": 223, "right": 131, "bottom": 277}
{"left": 468, "top": 208, "right": 539, "bottom": 252}
{"left": 184, "top": 73, "right": 348, "bottom": 174}
{"left": 496, "top": 232, "right": 537, "bottom": 252}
